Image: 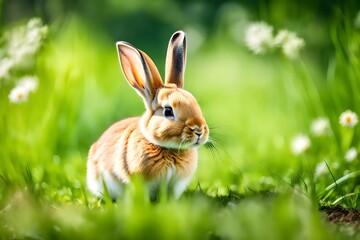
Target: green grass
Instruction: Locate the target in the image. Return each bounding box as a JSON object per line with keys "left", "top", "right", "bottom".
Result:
{"left": 1, "top": 4, "right": 360, "bottom": 239}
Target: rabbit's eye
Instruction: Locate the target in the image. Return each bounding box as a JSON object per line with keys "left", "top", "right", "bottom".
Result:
{"left": 164, "top": 106, "right": 174, "bottom": 118}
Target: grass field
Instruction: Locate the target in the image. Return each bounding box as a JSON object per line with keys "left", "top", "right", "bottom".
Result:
{"left": 1, "top": 1, "right": 360, "bottom": 239}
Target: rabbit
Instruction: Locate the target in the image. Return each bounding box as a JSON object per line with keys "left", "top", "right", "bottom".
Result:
{"left": 87, "top": 31, "right": 209, "bottom": 201}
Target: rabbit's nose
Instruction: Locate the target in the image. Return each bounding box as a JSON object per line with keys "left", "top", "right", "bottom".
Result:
{"left": 195, "top": 132, "right": 202, "bottom": 137}
{"left": 193, "top": 127, "right": 204, "bottom": 136}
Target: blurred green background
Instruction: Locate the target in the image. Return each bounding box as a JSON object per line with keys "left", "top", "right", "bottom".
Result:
{"left": 1, "top": 0, "right": 360, "bottom": 239}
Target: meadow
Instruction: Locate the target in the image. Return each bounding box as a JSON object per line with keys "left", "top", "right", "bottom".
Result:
{"left": 1, "top": 1, "right": 360, "bottom": 239}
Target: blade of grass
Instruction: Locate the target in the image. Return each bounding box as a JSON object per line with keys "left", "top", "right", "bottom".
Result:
{"left": 322, "top": 161, "right": 353, "bottom": 208}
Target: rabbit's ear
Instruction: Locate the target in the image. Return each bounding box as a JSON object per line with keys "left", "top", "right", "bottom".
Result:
{"left": 165, "top": 31, "right": 186, "bottom": 88}
{"left": 117, "top": 42, "right": 163, "bottom": 106}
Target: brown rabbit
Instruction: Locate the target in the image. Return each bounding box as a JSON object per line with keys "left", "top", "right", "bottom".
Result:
{"left": 87, "top": 31, "right": 209, "bottom": 200}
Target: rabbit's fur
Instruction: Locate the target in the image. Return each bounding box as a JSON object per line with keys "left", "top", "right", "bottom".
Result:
{"left": 87, "top": 31, "right": 209, "bottom": 200}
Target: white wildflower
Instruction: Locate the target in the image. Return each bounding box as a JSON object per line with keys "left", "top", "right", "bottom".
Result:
{"left": 245, "top": 22, "right": 274, "bottom": 54}
{"left": 291, "top": 134, "right": 310, "bottom": 155}
{"left": 283, "top": 38, "right": 304, "bottom": 59}
{"left": 310, "top": 117, "right": 330, "bottom": 136}
{"left": 26, "top": 18, "right": 48, "bottom": 47}
{"left": 339, "top": 110, "right": 358, "bottom": 128}
{"left": 9, "top": 46, "right": 34, "bottom": 66}
{"left": 315, "top": 161, "right": 328, "bottom": 178}
{"left": 17, "top": 76, "right": 38, "bottom": 92}
{"left": 6, "top": 18, "right": 47, "bottom": 66}
{"left": 0, "top": 58, "right": 14, "bottom": 79}
{"left": 274, "top": 30, "right": 292, "bottom": 45}
{"left": 345, "top": 147, "right": 358, "bottom": 162}
{"left": 8, "top": 86, "right": 29, "bottom": 103}
{"left": 274, "top": 30, "right": 304, "bottom": 59}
